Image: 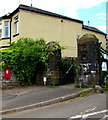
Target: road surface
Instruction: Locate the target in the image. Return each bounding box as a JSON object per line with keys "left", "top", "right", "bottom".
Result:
{"left": 3, "top": 91, "right": 108, "bottom": 119}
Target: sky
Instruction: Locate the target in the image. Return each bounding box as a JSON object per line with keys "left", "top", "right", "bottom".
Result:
{"left": 0, "top": 0, "right": 107, "bottom": 34}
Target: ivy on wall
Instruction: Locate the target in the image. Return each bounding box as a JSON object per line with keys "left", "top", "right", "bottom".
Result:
{"left": 1, "top": 38, "right": 62, "bottom": 86}
{"left": 60, "top": 57, "right": 78, "bottom": 85}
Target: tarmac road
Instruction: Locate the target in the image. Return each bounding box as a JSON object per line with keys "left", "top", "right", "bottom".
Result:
{"left": 2, "top": 84, "right": 82, "bottom": 111}
{"left": 3, "top": 91, "right": 108, "bottom": 119}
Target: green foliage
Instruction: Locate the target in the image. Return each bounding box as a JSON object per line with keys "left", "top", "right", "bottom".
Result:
{"left": 102, "top": 82, "right": 108, "bottom": 90}
{"left": 47, "top": 41, "right": 64, "bottom": 52}
{"left": 60, "top": 57, "right": 78, "bottom": 85}
{"left": 48, "top": 86, "right": 58, "bottom": 88}
{"left": 80, "top": 90, "right": 89, "bottom": 97}
{"left": 1, "top": 38, "right": 52, "bottom": 85}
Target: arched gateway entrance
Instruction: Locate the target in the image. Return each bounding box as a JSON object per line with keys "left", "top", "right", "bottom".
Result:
{"left": 75, "top": 33, "right": 100, "bottom": 87}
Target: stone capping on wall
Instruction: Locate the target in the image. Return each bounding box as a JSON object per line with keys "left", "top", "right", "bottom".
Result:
{"left": 77, "top": 33, "right": 99, "bottom": 43}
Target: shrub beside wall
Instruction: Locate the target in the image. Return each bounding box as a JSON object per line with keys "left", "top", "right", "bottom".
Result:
{"left": 1, "top": 38, "right": 78, "bottom": 87}
{"left": 1, "top": 38, "right": 49, "bottom": 86}
{"left": 60, "top": 57, "right": 78, "bottom": 85}
{"left": 1, "top": 38, "right": 63, "bottom": 86}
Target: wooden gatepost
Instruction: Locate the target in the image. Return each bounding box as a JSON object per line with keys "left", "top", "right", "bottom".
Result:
{"left": 75, "top": 33, "right": 100, "bottom": 88}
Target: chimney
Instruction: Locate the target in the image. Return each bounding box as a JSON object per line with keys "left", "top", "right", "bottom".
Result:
{"left": 88, "top": 21, "right": 90, "bottom": 29}
{"left": 31, "top": 0, "right": 32, "bottom": 7}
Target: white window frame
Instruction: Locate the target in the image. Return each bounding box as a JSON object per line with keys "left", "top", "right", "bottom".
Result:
{"left": 4, "top": 21, "right": 9, "bottom": 38}
{"left": 0, "top": 23, "right": 2, "bottom": 39}
{"left": 14, "top": 16, "right": 19, "bottom": 34}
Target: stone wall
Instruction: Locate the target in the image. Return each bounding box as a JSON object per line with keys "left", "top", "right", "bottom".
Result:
{"left": 35, "top": 42, "right": 61, "bottom": 86}
{"left": 2, "top": 42, "right": 62, "bottom": 87}
{"left": 75, "top": 33, "right": 100, "bottom": 88}
{"left": 1, "top": 71, "right": 19, "bottom": 89}
{"left": 46, "top": 49, "right": 61, "bottom": 85}
{"left": 2, "top": 79, "right": 19, "bottom": 89}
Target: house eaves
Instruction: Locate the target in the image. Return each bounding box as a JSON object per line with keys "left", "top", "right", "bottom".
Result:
{"left": 83, "top": 25, "right": 106, "bottom": 36}
{"left": 9, "top": 4, "right": 83, "bottom": 24}
{"left": 0, "top": 14, "right": 11, "bottom": 20}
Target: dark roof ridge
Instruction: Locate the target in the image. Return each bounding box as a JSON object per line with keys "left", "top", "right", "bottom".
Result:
{"left": 83, "top": 25, "right": 106, "bottom": 35}
{"left": 19, "top": 4, "right": 83, "bottom": 23}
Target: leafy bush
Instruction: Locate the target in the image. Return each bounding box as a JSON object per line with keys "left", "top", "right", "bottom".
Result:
{"left": 60, "top": 57, "right": 78, "bottom": 85}
{"left": 1, "top": 38, "right": 49, "bottom": 85}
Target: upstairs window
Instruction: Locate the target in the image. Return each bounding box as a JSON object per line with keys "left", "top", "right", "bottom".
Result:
{"left": 5, "top": 21, "right": 9, "bottom": 38}
{"left": 0, "top": 23, "right": 2, "bottom": 39}
{"left": 14, "top": 16, "right": 19, "bottom": 34}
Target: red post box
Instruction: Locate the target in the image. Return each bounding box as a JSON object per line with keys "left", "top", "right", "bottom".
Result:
{"left": 4, "top": 67, "right": 11, "bottom": 79}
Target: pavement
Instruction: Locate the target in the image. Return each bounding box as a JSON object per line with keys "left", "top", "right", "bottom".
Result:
{"left": 1, "top": 84, "right": 93, "bottom": 115}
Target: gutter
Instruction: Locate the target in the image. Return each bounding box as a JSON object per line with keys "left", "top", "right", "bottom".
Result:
{"left": 82, "top": 25, "right": 106, "bottom": 36}
{"left": 10, "top": 18, "right": 12, "bottom": 44}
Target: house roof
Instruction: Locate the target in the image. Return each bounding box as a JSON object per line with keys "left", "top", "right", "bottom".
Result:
{"left": 1, "top": 4, "right": 82, "bottom": 24}
{"left": 0, "top": 14, "right": 10, "bottom": 20}
{"left": 83, "top": 25, "right": 106, "bottom": 35}
{"left": 18, "top": 4, "right": 83, "bottom": 24}
{"left": 0, "top": 4, "right": 106, "bottom": 36}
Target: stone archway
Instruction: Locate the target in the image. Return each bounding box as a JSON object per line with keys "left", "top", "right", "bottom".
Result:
{"left": 75, "top": 33, "right": 100, "bottom": 87}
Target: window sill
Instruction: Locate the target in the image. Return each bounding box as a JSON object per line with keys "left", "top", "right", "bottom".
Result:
{"left": 1, "top": 46, "right": 10, "bottom": 48}
{"left": 1, "top": 37, "right": 10, "bottom": 40}
{"left": 13, "top": 33, "right": 19, "bottom": 37}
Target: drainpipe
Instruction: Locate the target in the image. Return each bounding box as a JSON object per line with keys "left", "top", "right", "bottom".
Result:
{"left": 10, "top": 18, "right": 12, "bottom": 44}
{"left": 98, "top": 42, "right": 103, "bottom": 86}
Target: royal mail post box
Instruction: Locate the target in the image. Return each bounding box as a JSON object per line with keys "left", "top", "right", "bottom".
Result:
{"left": 4, "top": 67, "right": 11, "bottom": 79}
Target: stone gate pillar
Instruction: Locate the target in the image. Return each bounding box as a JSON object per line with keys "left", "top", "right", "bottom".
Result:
{"left": 46, "top": 42, "right": 61, "bottom": 86}
{"left": 35, "top": 42, "right": 61, "bottom": 86}
{"left": 75, "top": 33, "right": 100, "bottom": 87}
